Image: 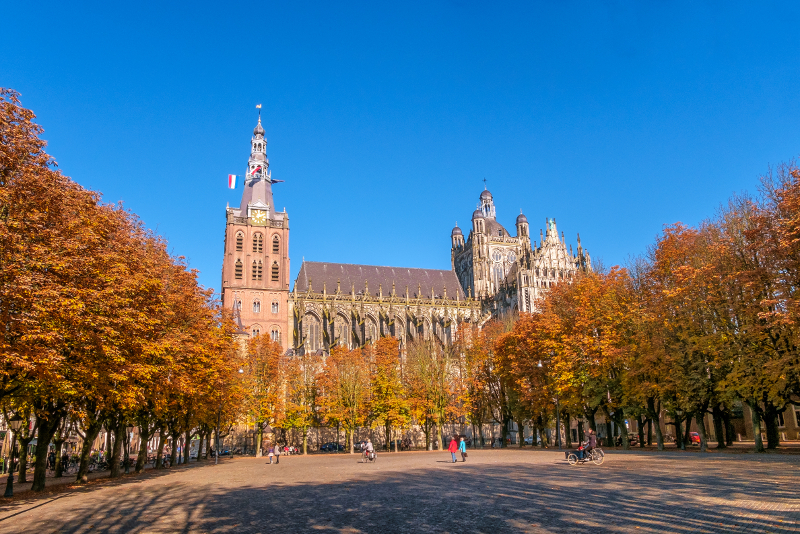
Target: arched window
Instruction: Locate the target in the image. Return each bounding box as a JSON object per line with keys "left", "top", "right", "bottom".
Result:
{"left": 271, "top": 328, "right": 280, "bottom": 342}
{"left": 235, "top": 232, "right": 244, "bottom": 251}
{"left": 271, "top": 262, "right": 279, "bottom": 281}
{"left": 271, "top": 301, "right": 279, "bottom": 314}
{"left": 253, "top": 233, "right": 263, "bottom": 253}
{"left": 235, "top": 260, "right": 243, "bottom": 279}
{"left": 272, "top": 235, "right": 280, "bottom": 254}
{"left": 336, "top": 317, "right": 349, "bottom": 348}
{"left": 366, "top": 320, "right": 377, "bottom": 344}
{"left": 252, "top": 326, "right": 260, "bottom": 337}
{"left": 304, "top": 314, "right": 320, "bottom": 351}
{"left": 253, "top": 300, "right": 261, "bottom": 313}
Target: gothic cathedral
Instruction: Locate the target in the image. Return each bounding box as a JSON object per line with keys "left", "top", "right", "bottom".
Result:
{"left": 221, "top": 117, "right": 592, "bottom": 355}
{"left": 451, "top": 189, "right": 591, "bottom": 315}
{"left": 220, "top": 117, "right": 291, "bottom": 349}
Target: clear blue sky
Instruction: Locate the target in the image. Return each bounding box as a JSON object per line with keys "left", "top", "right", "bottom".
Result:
{"left": 4, "top": 2, "right": 799, "bottom": 295}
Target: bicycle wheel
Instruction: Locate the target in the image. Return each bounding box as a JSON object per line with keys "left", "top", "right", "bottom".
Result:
{"left": 567, "top": 453, "right": 579, "bottom": 465}
{"left": 591, "top": 450, "right": 604, "bottom": 465}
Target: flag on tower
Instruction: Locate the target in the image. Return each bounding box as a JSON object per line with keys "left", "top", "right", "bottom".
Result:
{"left": 228, "top": 174, "right": 237, "bottom": 189}
{"left": 256, "top": 104, "right": 262, "bottom": 109}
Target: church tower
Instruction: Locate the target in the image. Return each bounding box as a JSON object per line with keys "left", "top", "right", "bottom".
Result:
{"left": 220, "top": 116, "right": 291, "bottom": 349}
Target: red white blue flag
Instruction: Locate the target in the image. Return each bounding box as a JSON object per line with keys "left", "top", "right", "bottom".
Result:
{"left": 228, "top": 174, "right": 237, "bottom": 189}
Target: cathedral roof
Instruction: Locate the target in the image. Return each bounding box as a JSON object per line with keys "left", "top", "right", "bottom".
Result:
{"left": 484, "top": 218, "right": 510, "bottom": 237}
{"left": 451, "top": 226, "right": 463, "bottom": 236}
{"left": 516, "top": 213, "right": 528, "bottom": 224}
{"left": 294, "top": 261, "right": 467, "bottom": 299}
{"left": 480, "top": 189, "right": 492, "bottom": 200}
{"left": 472, "top": 209, "right": 484, "bottom": 219}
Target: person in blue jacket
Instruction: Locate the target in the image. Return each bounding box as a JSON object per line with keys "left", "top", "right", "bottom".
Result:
{"left": 458, "top": 437, "right": 467, "bottom": 462}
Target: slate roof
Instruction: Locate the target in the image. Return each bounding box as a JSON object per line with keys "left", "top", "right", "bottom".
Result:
{"left": 484, "top": 218, "right": 510, "bottom": 237}
{"left": 294, "top": 261, "right": 467, "bottom": 299}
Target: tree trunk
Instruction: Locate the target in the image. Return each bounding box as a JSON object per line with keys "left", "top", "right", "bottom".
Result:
{"left": 437, "top": 418, "right": 444, "bottom": 451}
{"left": 683, "top": 413, "right": 693, "bottom": 449}
{"left": 604, "top": 419, "right": 613, "bottom": 448}
{"left": 16, "top": 435, "right": 33, "bottom": 484}
{"left": 675, "top": 416, "right": 684, "bottom": 450}
{"left": 349, "top": 428, "right": 355, "bottom": 454}
{"left": 53, "top": 439, "right": 65, "bottom": 477}
{"left": 646, "top": 398, "right": 663, "bottom": 450}
{"left": 585, "top": 407, "right": 598, "bottom": 433}
{"left": 613, "top": 410, "right": 630, "bottom": 450}
{"left": 748, "top": 400, "right": 765, "bottom": 453}
{"left": 763, "top": 402, "right": 782, "bottom": 450}
{"left": 577, "top": 419, "right": 585, "bottom": 444}
{"left": 478, "top": 421, "right": 484, "bottom": 448}
{"left": 183, "top": 429, "right": 192, "bottom": 464}
{"left": 695, "top": 411, "right": 708, "bottom": 453}
{"left": 712, "top": 406, "right": 726, "bottom": 449}
{"left": 302, "top": 426, "right": 308, "bottom": 455}
{"left": 500, "top": 416, "right": 511, "bottom": 448}
{"left": 722, "top": 411, "right": 734, "bottom": 446}
{"left": 647, "top": 418, "right": 653, "bottom": 446}
{"left": 32, "top": 414, "right": 62, "bottom": 492}
{"left": 563, "top": 414, "right": 572, "bottom": 448}
{"left": 256, "top": 424, "right": 263, "bottom": 457}
{"left": 170, "top": 431, "right": 180, "bottom": 465}
{"left": 135, "top": 424, "right": 150, "bottom": 474}
{"left": 637, "top": 416, "right": 645, "bottom": 448}
{"left": 76, "top": 418, "right": 103, "bottom": 483}
{"left": 109, "top": 424, "right": 124, "bottom": 478}
{"left": 155, "top": 426, "right": 166, "bottom": 468}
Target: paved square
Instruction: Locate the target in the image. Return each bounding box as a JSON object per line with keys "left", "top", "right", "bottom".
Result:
{"left": 0, "top": 449, "right": 797, "bottom": 533}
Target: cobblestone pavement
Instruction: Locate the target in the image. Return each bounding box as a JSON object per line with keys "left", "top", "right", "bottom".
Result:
{"left": 0, "top": 449, "right": 797, "bottom": 533}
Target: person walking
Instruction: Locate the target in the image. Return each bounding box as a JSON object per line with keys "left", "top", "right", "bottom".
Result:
{"left": 458, "top": 437, "right": 467, "bottom": 462}
{"left": 274, "top": 444, "right": 280, "bottom": 464}
{"left": 448, "top": 437, "right": 458, "bottom": 463}
{"left": 268, "top": 446, "right": 274, "bottom": 465}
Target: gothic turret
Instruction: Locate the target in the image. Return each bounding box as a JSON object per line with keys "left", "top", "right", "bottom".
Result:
{"left": 451, "top": 224, "right": 464, "bottom": 249}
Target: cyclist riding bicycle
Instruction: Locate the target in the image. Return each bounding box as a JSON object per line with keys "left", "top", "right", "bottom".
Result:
{"left": 364, "top": 439, "right": 375, "bottom": 460}
{"left": 578, "top": 429, "right": 597, "bottom": 459}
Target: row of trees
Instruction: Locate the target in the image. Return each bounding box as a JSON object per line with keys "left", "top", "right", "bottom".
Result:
{"left": 245, "top": 164, "right": 800, "bottom": 457}
{"left": 497, "top": 162, "right": 800, "bottom": 453}
{"left": 0, "top": 89, "right": 246, "bottom": 492}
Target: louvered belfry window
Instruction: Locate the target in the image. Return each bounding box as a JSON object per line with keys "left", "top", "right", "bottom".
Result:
{"left": 253, "top": 233, "right": 263, "bottom": 253}
{"left": 235, "top": 260, "right": 243, "bottom": 279}
{"left": 236, "top": 233, "right": 243, "bottom": 251}
{"left": 252, "top": 260, "right": 263, "bottom": 280}
{"left": 272, "top": 235, "right": 279, "bottom": 254}
{"left": 271, "top": 262, "right": 279, "bottom": 281}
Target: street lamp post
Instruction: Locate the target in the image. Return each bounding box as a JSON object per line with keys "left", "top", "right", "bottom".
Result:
{"left": 125, "top": 425, "right": 134, "bottom": 474}
{"left": 4, "top": 414, "right": 25, "bottom": 498}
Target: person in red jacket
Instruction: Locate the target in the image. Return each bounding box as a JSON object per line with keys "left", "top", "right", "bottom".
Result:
{"left": 448, "top": 437, "right": 459, "bottom": 463}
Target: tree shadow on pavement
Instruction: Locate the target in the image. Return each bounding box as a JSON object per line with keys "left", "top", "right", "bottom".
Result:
{"left": 1, "top": 453, "right": 798, "bottom": 533}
